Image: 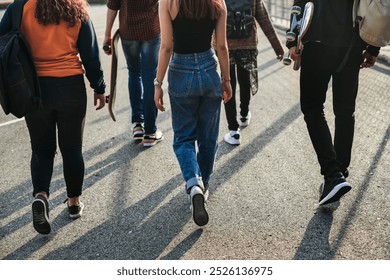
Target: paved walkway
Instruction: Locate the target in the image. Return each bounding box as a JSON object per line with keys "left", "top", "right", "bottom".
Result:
{"left": 1, "top": 4, "right": 389, "bottom": 263}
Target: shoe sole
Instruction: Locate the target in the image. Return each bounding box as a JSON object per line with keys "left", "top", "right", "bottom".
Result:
{"left": 32, "top": 199, "right": 51, "bottom": 234}
{"left": 223, "top": 136, "right": 240, "bottom": 145}
{"left": 143, "top": 136, "right": 163, "bottom": 147}
{"left": 69, "top": 203, "right": 84, "bottom": 219}
{"left": 133, "top": 134, "right": 144, "bottom": 140}
{"left": 192, "top": 193, "right": 209, "bottom": 226}
{"left": 319, "top": 182, "right": 352, "bottom": 206}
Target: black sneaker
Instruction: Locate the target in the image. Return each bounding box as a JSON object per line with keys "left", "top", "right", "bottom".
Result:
{"left": 67, "top": 202, "right": 84, "bottom": 219}
{"left": 32, "top": 194, "right": 51, "bottom": 234}
{"left": 342, "top": 168, "right": 349, "bottom": 178}
{"left": 319, "top": 172, "right": 352, "bottom": 206}
{"left": 190, "top": 186, "right": 209, "bottom": 226}
{"left": 132, "top": 123, "right": 144, "bottom": 140}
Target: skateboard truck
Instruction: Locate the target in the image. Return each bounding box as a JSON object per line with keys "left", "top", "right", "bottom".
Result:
{"left": 283, "top": 3, "right": 314, "bottom": 70}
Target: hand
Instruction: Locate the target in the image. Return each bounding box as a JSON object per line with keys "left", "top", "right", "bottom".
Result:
{"left": 222, "top": 80, "right": 232, "bottom": 103}
{"left": 103, "top": 37, "right": 112, "bottom": 55}
{"left": 276, "top": 48, "right": 285, "bottom": 61}
{"left": 154, "top": 86, "right": 165, "bottom": 112}
{"left": 288, "top": 47, "right": 301, "bottom": 62}
{"left": 94, "top": 93, "right": 105, "bottom": 110}
{"left": 360, "top": 51, "right": 377, "bottom": 68}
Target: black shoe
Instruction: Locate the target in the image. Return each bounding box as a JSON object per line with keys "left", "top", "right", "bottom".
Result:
{"left": 342, "top": 168, "right": 349, "bottom": 178}
{"left": 32, "top": 194, "right": 51, "bottom": 234}
{"left": 64, "top": 199, "right": 84, "bottom": 219}
{"left": 319, "top": 172, "right": 352, "bottom": 206}
{"left": 190, "top": 186, "right": 209, "bottom": 226}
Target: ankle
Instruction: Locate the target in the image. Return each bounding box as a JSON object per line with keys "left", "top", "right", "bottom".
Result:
{"left": 66, "top": 197, "right": 80, "bottom": 206}
{"left": 35, "top": 192, "right": 48, "bottom": 200}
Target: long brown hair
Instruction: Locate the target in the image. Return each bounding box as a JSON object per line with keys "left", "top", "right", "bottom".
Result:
{"left": 178, "top": 0, "right": 224, "bottom": 20}
{"left": 35, "top": 0, "right": 89, "bottom": 27}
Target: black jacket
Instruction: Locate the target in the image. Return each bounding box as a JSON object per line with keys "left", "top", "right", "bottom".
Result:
{"left": 286, "top": 0, "right": 380, "bottom": 56}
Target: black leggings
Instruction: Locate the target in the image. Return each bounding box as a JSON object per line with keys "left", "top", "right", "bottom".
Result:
{"left": 224, "top": 64, "right": 251, "bottom": 131}
{"left": 25, "top": 75, "right": 87, "bottom": 198}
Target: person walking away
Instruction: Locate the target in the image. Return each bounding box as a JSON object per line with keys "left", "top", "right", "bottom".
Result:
{"left": 0, "top": 0, "right": 106, "bottom": 234}
{"left": 154, "top": 0, "right": 232, "bottom": 226}
{"left": 223, "top": 0, "right": 285, "bottom": 145}
{"left": 104, "top": 0, "right": 163, "bottom": 147}
{"left": 286, "top": 0, "right": 380, "bottom": 206}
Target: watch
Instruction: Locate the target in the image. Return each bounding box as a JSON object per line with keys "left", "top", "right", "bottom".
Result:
{"left": 153, "top": 78, "right": 163, "bottom": 87}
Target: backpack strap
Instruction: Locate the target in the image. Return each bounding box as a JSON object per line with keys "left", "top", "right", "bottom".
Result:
{"left": 11, "top": 0, "right": 26, "bottom": 31}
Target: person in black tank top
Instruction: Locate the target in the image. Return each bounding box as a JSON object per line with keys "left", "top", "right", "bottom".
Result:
{"left": 154, "top": 0, "right": 232, "bottom": 226}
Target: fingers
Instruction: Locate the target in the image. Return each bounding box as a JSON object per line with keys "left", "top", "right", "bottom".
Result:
{"left": 94, "top": 94, "right": 106, "bottom": 110}
{"left": 154, "top": 89, "right": 165, "bottom": 112}
{"left": 103, "top": 38, "right": 112, "bottom": 55}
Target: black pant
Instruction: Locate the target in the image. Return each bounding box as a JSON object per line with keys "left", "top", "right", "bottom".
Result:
{"left": 300, "top": 41, "right": 364, "bottom": 176}
{"left": 25, "top": 75, "right": 87, "bottom": 198}
{"left": 224, "top": 64, "right": 251, "bottom": 131}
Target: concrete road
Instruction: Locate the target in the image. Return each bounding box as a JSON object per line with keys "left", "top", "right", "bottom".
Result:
{"left": 1, "top": 4, "right": 389, "bottom": 260}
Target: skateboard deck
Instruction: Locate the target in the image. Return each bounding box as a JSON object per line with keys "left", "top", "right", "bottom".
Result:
{"left": 283, "top": 2, "right": 314, "bottom": 70}
{"left": 294, "top": 2, "right": 314, "bottom": 70}
{"left": 106, "top": 29, "right": 120, "bottom": 121}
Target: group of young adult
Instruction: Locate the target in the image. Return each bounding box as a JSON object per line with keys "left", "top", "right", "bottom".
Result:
{"left": 0, "top": 0, "right": 381, "bottom": 233}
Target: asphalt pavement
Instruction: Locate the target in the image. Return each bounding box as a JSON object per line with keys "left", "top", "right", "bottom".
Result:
{"left": 0, "top": 4, "right": 389, "bottom": 261}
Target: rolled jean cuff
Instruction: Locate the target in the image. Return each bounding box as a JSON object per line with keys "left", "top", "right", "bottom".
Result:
{"left": 186, "top": 177, "right": 204, "bottom": 193}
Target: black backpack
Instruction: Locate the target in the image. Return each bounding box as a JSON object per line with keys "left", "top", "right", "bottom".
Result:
{"left": 0, "top": 0, "right": 41, "bottom": 118}
{"left": 226, "top": 0, "right": 254, "bottom": 39}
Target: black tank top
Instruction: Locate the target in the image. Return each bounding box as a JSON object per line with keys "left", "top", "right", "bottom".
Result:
{"left": 172, "top": 11, "right": 216, "bottom": 54}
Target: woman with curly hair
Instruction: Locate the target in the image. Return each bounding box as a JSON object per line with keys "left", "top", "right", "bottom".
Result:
{"left": 0, "top": 0, "right": 106, "bottom": 234}
{"left": 155, "top": 0, "right": 231, "bottom": 226}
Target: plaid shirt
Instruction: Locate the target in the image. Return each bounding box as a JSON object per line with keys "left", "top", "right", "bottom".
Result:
{"left": 107, "top": 0, "right": 160, "bottom": 41}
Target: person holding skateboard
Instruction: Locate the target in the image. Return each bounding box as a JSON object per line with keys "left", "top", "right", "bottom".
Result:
{"left": 104, "top": 0, "right": 163, "bottom": 147}
{"left": 222, "top": 0, "right": 285, "bottom": 145}
{"left": 0, "top": 0, "right": 106, "bottom": 234}
{"left": 286, "top": 0, "right": 380, "bottom": 206}
{"left": 154, "top": 0, "right": 232, "bottom": 226}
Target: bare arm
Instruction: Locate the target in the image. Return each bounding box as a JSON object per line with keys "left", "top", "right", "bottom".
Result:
{"left": 154, "top": 0, "right": 174, "bottom": 111}
{"left": 214, "top": 1, "right": 232, "bottom": 103}
{"left": 103, "top": 8, "right": 118, "bottom": 55}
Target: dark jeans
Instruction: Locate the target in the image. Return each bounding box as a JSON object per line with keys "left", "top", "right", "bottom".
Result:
{"left": 25, "top": 75, "right": 87, "bottom": 198}
{"left": 224, "top": 64, "right": 251, "bottom": 131}
{"left": 300, "top": 41, "right": 364, "bottom": 176}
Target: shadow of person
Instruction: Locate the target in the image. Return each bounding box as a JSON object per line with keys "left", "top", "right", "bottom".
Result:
{"left": 160, "top": 228, "right": 203, "bottom": 260}
{"left": 293, "top": 202, "right": 339, "bottom": 260}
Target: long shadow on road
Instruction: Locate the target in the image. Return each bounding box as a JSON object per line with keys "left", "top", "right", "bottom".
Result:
{"left": 294, "top": 125, "right": 390, "bottom": 259}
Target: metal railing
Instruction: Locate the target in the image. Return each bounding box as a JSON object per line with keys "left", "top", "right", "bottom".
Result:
{"left": 264, "top": 0, "right": 293, "bottom": 29}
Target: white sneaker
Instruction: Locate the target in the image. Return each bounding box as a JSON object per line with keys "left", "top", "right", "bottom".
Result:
{"left": 239, "top": 111, "right": 251, "bottom": 127}
{"left": 190, "top": 186, "right": 209, "bottom": 226}
{"left": 224, "top": 130, "right": 240, "bottom": 145}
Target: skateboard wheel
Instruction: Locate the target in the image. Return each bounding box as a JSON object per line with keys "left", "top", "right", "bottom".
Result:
{"left": 283, "top": 52, "right": 292, "bottom": 66}
{"left": 283, "top": 58, "right": 292, "bottom": 66}
{"left": 286, "top": 31, "right": 296, "bottom": 42}
{"left": 291, "top": 6, "right": 301, "bottom": 15}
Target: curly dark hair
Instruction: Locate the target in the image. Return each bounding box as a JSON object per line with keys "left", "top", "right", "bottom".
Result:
{"left": 35, "top": 0, "right": 89, "bottom": 27}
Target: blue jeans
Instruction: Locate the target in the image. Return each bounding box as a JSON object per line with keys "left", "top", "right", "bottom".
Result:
{"left": 168, "top": 49, "right": 223, "bottom": 193}
{"left": 121, "top": 35, "right": 160, "bottom": 134}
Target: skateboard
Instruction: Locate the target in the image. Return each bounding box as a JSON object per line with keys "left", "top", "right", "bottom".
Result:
{"left": 104, "top": 29, "right": 120, "bottom": 121}
{"left": 283, "top": 2, "right": 314, "bottom": 70}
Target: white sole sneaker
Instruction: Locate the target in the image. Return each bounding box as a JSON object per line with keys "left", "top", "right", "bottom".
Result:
{"left": 319, "top": 182, "right": 351, "bottom": 206}
{"left": 224, "top": 131, "right": 240, "bottom": 145}
{"left": 190, "top": 186, "right": 209, "bottom": 226}
{"left": 239, "top": 111, "right": 251, "bottom": 127}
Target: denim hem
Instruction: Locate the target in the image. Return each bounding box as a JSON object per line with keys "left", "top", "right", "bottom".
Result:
{"left": 186, "top": 177, "right": 204, "bottom": 193}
